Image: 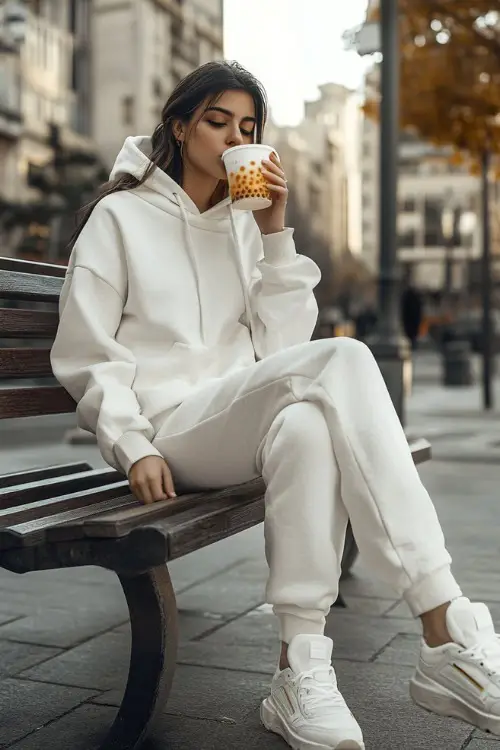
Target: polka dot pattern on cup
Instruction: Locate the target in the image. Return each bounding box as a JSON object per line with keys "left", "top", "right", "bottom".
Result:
{"left": 228, "top": 161, "right": 271, "bottom": 203}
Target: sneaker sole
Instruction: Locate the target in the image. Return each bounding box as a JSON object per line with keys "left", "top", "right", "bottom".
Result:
{"left": 410, "top": 670, "right": 500, "bottom": 736}
{"left": 260, "top": 697, "right": 365, "bottom": 750}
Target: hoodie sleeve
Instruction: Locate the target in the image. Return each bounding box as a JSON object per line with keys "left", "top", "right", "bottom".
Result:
{"left": 50, "top": 201, "right": 163, "bottom": 475}
{"left": 246, "top": 225, "right": 321, "bottom": 360}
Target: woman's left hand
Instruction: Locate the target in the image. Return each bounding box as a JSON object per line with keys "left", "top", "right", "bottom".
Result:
{"left": 253, "top": 151, "right": 288, "bottom": 236}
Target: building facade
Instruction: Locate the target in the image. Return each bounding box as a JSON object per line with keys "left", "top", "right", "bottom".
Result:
{"left": 91, "top": 0, "right": 224, "bottom": 167}
{"left": 267, "top": 83, "right": 362, "bottom": 265}
{"left": 0, "top": 0, "right": 94, "bottom": 257}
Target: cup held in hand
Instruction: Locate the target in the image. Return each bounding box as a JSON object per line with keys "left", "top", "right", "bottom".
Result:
{"left": 222, "top": 144, "right": 275, "bottom": 211}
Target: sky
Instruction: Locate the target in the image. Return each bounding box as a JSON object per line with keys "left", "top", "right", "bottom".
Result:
{"left": 223, "top": 0, "right": 371, "bottom": 127}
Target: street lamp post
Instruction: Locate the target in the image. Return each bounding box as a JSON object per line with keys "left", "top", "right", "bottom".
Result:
{"left": 481, "top": 149, "right": 493, "bottom": 410}
{"left": 367, "top": 0, "right": 410, "bottom": 423}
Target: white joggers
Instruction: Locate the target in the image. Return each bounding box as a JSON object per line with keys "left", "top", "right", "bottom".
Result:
{"left": 152, "top": 338, "right": 462, "bottom": 642}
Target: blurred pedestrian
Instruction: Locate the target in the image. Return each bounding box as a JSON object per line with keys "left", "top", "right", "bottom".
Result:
{"left": 52, "top": 61, "right": 500, "bottom": 750}
{"left": 401, "top": 285, "right": 423, "bottom": 350}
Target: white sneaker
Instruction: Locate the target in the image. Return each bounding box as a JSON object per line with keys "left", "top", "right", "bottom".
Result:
{"left": 260, "top": 634, "right": 365, "bottom": 750}
{"left": 410, "top": 597, "right": 500, "bottom": 735}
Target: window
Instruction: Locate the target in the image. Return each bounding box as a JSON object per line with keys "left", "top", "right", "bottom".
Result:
{"left": 424, "top": 197, "right": 443, "bottom": 247}
{"left": 398, "top": 229, "right": 416, "bottom": 248}
{"left": 401, "top": 197, "right": 416, "bottom": 212}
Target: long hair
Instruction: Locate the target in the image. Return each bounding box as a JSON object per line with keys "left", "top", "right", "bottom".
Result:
{"left": 69, "top": 61, "right": 268, "bottom": 249}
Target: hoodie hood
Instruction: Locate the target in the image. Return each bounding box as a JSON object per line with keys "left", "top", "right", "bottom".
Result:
{"left": 109, "top": 135, "right": 232, "bottom": 221}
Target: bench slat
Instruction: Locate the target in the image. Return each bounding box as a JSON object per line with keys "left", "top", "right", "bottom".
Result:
{"left": 0, "top": 348, "right": 53, "bottom": 379}
{"left": 0, "top": 491, "right": 134, "bottom": 550}
{"left": 0, "top": 269, "right": 63, "bottom": 302}
{"left": 0, "top": 385, "right": 75, "bottom": 419}
{"left": 0, "top": 467, "right": 122, "bottom": 511}
{"left": 0, "top": 461, "right": 93, "bottom": 489}
{"left": 0, "top": 483, "right": 131, "bottom": 547}
{"left": 81, "top": 477, "right": 265, "bottom": 538}
{"left": 0, "top": 308, "right": 59, "bottom": 338}
{"left": 0, "top": 483, "right": 130, "bottom": 533}
{"left": 147, "top": 492, "right": 265, "bottom": 561}
{"left": 0, "top": 257, "right": 66, "bottom": 277}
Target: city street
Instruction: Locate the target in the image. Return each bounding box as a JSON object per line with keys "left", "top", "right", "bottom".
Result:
{"left": 1, "top": 350, "right": 500, "bottom": 749}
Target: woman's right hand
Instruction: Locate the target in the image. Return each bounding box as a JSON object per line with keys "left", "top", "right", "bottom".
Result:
{"left": 128, "top": 456, "right": 177, "bottom": 505}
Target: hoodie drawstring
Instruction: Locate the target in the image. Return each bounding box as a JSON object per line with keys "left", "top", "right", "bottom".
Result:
{"left": 174, "top": 193, "right": 206, "bottom": 344}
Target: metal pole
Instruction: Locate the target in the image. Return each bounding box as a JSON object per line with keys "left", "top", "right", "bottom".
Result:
{"left": 368, "top": 0, "right": 410, "bottom": 422}
{"left": 481, "top": 149, "right": 493, "bottom": 410}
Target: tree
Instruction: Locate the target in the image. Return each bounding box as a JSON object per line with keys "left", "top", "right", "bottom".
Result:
{"left": 365, "top": 3, "right": 500, "bottom": 163}
{"left": 365, "top": 1, "right": 500, "bottom": 408}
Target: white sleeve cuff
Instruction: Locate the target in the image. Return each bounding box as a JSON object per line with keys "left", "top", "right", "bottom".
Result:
{"left": 261, "top": 228, "right": 297, "bottom": 266}
{"left": 113, "top": 431, "right": 163, "bottom": 476}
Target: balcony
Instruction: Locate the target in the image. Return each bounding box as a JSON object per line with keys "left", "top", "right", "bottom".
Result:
{"left": 0, "top": 42, "right": 22, "bottom": 138}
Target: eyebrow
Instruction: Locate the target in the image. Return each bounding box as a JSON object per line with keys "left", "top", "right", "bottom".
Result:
{"left": 205, "top": 106, "right": 256, "bottom": 123}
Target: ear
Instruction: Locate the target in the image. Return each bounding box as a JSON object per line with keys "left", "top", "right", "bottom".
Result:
{"left": 172, "top": 120, "right": 184, "bottom": 143}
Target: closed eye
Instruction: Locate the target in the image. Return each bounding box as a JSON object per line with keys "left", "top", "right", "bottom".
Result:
{"left": 207, "top": 120, "right": 254, "bottom": 137}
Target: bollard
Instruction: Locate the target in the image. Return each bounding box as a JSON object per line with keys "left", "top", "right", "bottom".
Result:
{"left": 442, "top": 339, "right": 473, "bottom": 386}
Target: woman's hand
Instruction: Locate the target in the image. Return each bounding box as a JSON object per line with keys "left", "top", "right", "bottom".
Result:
{"left": 129, "top": 456, "right": 177, "bottom": 505}
{"left": 253, "top": 151, "right": 288, "bottom": 236}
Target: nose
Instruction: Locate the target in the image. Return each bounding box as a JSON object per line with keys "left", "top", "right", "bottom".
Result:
{"left": 227, "top": 123, "right": 244, "bottom": 147}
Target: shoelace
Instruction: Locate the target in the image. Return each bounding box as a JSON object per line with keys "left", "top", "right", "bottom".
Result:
{"left": 460, "top": 634, "right": 500, "bottom": 680}
{"left": 295, "top": 666, "right": 347, "bottom": 716}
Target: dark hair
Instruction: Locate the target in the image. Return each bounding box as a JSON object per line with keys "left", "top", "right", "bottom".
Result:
{"left": 69, "top": 60, "right": 268, "bottom": 248}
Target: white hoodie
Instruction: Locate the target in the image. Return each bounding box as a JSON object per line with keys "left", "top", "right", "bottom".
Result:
{"left": 51, "top": 136, "right": 321, "bottom": 474}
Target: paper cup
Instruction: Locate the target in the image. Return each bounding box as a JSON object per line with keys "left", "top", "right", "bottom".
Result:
{"left": 222, "top": 144, "right": 275, "bottom": 211}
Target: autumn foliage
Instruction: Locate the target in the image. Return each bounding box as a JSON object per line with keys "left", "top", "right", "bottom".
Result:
{"left": 366, "top": 2, "right": 500, "bottom": 161}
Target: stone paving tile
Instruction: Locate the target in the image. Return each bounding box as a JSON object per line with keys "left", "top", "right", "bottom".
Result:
{"left": 0, "top": 640, "right": 61, "bottom": 678}
{"left": 198, "top": 606, "right": 420, "bottom": 662}
{"left": 0, "top": 606, "right": 128, "bottom": 649}
{"left": 0, "top": 613, "right": 22, "bottom": 626}
{"left": 337, "top": 566, "right": 399, "bottom": 600}
{"left": 113, "top": 611, "right": 227, "bottom": 642}
{"left": 176, "top": 639, "right": 278, "bottom": 676}
{"left": 5, "top": 704, "right": 113, "bottom": 750}
{"left": 92, "top": 663, "right": 271, "bottom": 724}
{"left": 20, "top": 630, "right": 129, "bottom": 691}
{"left": 373, "top": 632, "right": 422, "bottom": 667}
{"left": 340, "top": 595, "right": 397, "bottom": 616}
{"left": 467, "top": 741, "right": 500, "bottom": 748}
{"left": 472, "top": 729, "right": 500, "bottom": 743}
{"left": 175, "top": 557, "right": 267, "bottom": 618}
{"left": 0, "top": 678, "right": 96, "bottom": 747}
{"left": 5, "top": 704, "right": 248, "bottom": 750}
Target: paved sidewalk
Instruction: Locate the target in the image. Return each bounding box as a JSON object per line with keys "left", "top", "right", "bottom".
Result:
{"left": 1, "top": 351, "right": 500, "bottom": 749}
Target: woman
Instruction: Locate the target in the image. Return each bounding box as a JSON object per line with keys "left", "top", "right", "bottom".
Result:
{"left": 51, "top": 61, "right": 500, "bottom": 750}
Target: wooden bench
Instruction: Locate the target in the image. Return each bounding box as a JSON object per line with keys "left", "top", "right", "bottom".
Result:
{"left": 0, "top": 256, "right": 432, "bottom": 750}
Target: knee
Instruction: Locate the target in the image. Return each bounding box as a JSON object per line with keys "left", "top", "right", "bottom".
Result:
{"left": 328, "top": 336, "right": 375, "bottom": 366}
{"left": 273, "top": 401, "right": 329, "bottom": 451}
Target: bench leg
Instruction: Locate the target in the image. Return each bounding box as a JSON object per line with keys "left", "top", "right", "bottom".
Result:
{"left": 99, "top": 565, "right": 179, "bottom": 750}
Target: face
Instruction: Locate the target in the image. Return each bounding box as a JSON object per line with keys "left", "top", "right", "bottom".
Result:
{"left": 178, "top": 90, "right": 257, "bottom": 182}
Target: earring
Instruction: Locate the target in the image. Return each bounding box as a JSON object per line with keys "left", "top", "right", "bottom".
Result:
{"left": 177, "top": 140, "right": 184, "bottom": 158}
